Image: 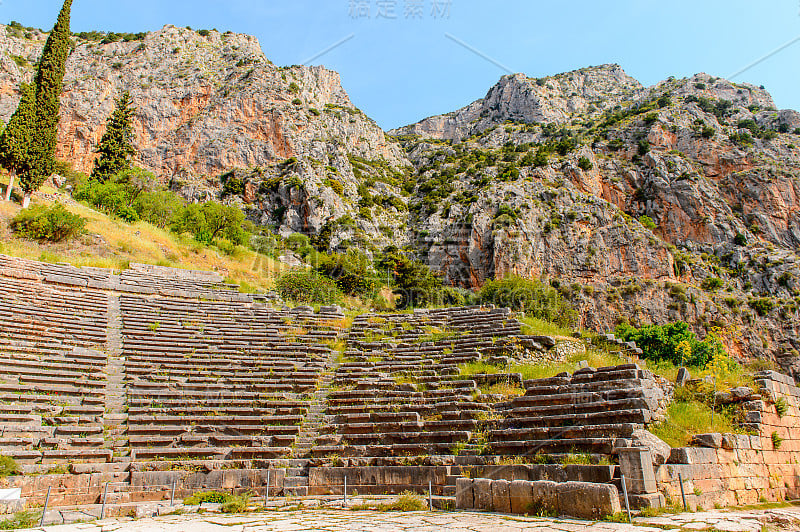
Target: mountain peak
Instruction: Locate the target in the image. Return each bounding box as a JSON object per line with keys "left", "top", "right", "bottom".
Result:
{"left": 391, "top": 64, "right": 644, "bottom": 141}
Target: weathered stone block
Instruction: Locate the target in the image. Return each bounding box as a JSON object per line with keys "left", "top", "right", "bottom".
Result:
{"left": 530, "top": 480, "right": 558, "bottom": 515}
{"left": 491, "top": 479, "right": 511, "bottom": 513}
{"left": 692, "top": 433, "right": 723, "bottom": 448}
{"left": 669, "top": 447, "right": 716, "bottom": 464}
{"left": 619, "top": 448, "right": 657, "bottom": 494}
{"left": 631, "top": 429, "right": 671, "bottom": 465}
{"left": 473, "top": 478, "right": 492, "bottom": 511}
{"left": 557, "top": 482, "right": 621, "bottom": 519}
{"left": 455, "top": 478, "right": 473, "bottom": 509}
{"left": 509, "top": 480, "right": 532, "bottom": 514}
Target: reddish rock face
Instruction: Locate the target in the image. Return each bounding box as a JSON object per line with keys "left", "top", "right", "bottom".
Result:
{"left": 2, "top": 26, "right": 799, "bottom": 369}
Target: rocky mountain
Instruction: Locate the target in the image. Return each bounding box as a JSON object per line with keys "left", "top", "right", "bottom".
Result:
{"left": 1, "top": 24, "right": 800, "bottom": 374}
{"left": 0, "top": 24, "right": 411, "bottom": 248}
{"left": 390, "top": 65, "right": 800, "bottom": 374}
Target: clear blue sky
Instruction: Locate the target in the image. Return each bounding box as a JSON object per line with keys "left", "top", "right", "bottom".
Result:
{"left": 5, "top": 0, "right": 800, "bottom": 130}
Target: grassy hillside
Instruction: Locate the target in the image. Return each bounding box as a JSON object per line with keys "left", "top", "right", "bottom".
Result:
{"left": 0, "top": 188, "right": 282, "bottom": 293}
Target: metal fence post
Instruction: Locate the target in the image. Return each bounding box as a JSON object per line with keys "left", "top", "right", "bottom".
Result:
{"left": 265, "top": 469, "right": 271, "bottom": 505}
{"left": 620, "top": 474, "right": 631, "bottom": 523}
{"left": 429, "top": 480, "right": 433, "bottom": 511}
{"left": 170, "top": 479, "right": 176, "bottom": 506}
{"left": 100, "top": 482, "right": 110, "bottom": 520}
{"left": 679, "top": 473, "right": 688, "bottom": 510}
{"left": 39, "top": 486, "right": 51, "bottom": 527}
{"left": 344, "top": 476, "right": 347, "bottom": 506}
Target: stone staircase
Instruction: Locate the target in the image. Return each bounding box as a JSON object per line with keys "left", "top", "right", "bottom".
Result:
{"left": 103, "top": 285, "right": 129, "bottom": 460}
{"left": 284, "top": 349, "right": 342, "bottom": 496}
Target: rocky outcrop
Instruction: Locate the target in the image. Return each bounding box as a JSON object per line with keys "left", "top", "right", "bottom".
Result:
{"left": 1, "top": 24, "right": 799, "bottom": 371}
{"left": 391, "top": 65, "right": 644, "bottom": 141}
{"left": 0, "top": 24, "right": 411, "bottom": 245}
{"left": 394, "top": 70, "right": 800, "bottom": 372}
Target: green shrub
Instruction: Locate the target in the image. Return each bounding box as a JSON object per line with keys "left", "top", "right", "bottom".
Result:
{"left": 0, "top": 456, "right": 20, "bottom": 478}
{"left": 171, "top": 201, "right": 248, "bottom": 245}
{"left": 775, "top": 397, "right": 788, "bottom": 417}
{"left": 275, "top": 271, "right": 343, "bottom": 304}
{"left": 771, "top": 431, "right": 783, "bottom": 449}
{"left": 701, "top": 277, "right": 723, "bottom": 291}
{"left": 733, "top": 233, "right": 747, "bottom": 246}
{"left": 577, "top": 156, "right": 593, "bottom": 171}
{"left": 748, "top": 297, "right": 775, "bottom": 316}
{"left": 132, "top": 191, "right": 185, "bottom": 228}
{"left": 315, "top": 249, "right": 379, "bottom": 298}
{"left": 74, "top": 179, "right": 134, "bottom": 215}
{"left": 637, "top": 139, "right": 651, "bottom": 156}
{"left": 326, "top": 178, "right": 344, "bottom": 196}
{"left": 639, "top": 215, "right": 657, "bottom": 231}
{"left": 383, "top": 491, "right": 426, "bottom": 511}
{"left": 222, "top": 177, "right": 245, "bottom": 197}
{"left": 183, "top": 491, "right": 251, "bottom": 514}
{"left": 10, "top": 204, "right": 86, "bottom": 242}
{"left": 377, "top": 248, "right": 446, "bottom": 309}
{"left": 478, "top": 275, "right": 577, "bottom": 328}
{"left": 615, "top": 321, "right": 725, "bottom": 367}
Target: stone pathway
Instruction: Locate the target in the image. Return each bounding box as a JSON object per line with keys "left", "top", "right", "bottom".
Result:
{"left": 103, "top": 285, "right": 129, "bottom": 458}
{"left": 25, "top": 506, "right": 800, "bottom": 532}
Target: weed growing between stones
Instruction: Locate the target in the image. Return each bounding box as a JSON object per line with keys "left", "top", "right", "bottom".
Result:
{"left": 0, "top": 511, "right": 40, "bottom": 530}
{"left": 183, "top": 491, "right": 254, "bottom": 513}
{"left": 350, "top": 491, "right": 427, "bottom": 512}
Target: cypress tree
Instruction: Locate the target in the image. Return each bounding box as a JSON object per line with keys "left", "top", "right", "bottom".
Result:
{"left": 91, "top": 91, "right": 136, "bottom": 182}
{"left": 0, "top": 0, "right": 73, "bottom": 207}
{"left": 0, "top": 83, "right": 35, "bottom": 201}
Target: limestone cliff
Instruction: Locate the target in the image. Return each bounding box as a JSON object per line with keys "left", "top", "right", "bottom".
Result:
{"left": 0, "top": 24, "right": 411, "bottom": 246}
{"left": 392, "top": 67, "right": 800, "bottom": 374}
{"left": 1, "top": 25, "right": 799, "bottom": 373}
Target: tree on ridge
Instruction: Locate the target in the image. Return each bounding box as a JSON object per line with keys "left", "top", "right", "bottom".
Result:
{"left": 91, "top": 91, "right": 136, "bottom": 183}
{"left": 0, "top": 0, "right": 74, "bottom": 207}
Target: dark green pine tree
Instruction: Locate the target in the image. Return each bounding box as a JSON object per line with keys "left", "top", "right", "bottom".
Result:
{"left": 9, "top": 0, "right": 73, "bottom": 207}
{"left": 0, "top": 82, "right": 35, "bottom": 201}
{"left": 91, "top": 91, "right": 136, "bottom": 182}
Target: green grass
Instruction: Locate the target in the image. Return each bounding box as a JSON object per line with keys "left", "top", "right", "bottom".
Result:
{"left": 0, "top": 511, "right": 40, "bottom": 530}
{"left": 0, "top": 456, "right": 19, "bottom": 478}
{"left": 650, "top": 400, "right": 739, "bottom": 447}
{"left": 351, "top": 491, "right": 427, "bottom": 512}
{"left": 460, "top": 361, "right": 504, "bottom": 376}
{"left": 510, "top": 349, "right": 628, "bottom": 381}
{"left": 520, "top": 316, "right": 574, "bottom": 337}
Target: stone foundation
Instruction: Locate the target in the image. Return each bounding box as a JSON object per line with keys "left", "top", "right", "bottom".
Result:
{"left": 654, "top": 371, "right": 800, "bottom": 509}
{"left": 455, "top": 478, "right": 621, "bottom": 519}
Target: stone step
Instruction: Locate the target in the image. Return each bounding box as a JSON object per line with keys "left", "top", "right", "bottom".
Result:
{"left": 283, "top": 476, "right": 309, "bottom": 488}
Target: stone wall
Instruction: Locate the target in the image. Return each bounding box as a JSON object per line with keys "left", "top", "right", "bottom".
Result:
{"left": 655, "top": 371, "right": 800, "bottom": 509}
{"left": 454, "top": 478, "right": 621, "bottom": 519}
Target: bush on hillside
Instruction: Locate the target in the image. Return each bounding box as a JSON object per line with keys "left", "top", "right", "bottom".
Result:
{"left": 377, "top": 248, "right": 445, "bottom": 309}
{"left": 614, "top": 321, "right": 726, "bottom": 367}
{"left": 478, "top": 275, "right": 576, "bottom": 328}
{"left": 316, "top": 249, "right": 379, "bottom": 298}
{"left": 275, "top": 271, "right": 343, "bottom": 304}
{"left": 132, "top": 190, "right": 186, "bottom": 228}
{"left": 171, "top": 201, "right": 248, "bottom": 245}
{"left": 9, "top": 204, "right": 86, "bottom": 242}
{"left": 74, "top": 179, "right": 134, "bottom": 216}
{"left": 0, "top": 455, "right": 20, "bottom": 478}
